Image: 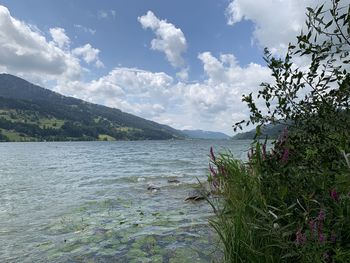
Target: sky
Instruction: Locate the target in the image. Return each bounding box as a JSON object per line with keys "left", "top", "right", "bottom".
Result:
{"left": 0, "top": 0, "right": 328, "bottom": 135}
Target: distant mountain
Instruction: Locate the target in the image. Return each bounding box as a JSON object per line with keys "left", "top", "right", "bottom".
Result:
{"left": 182, "top": 129, "right": 231, "bottom": 140}
{"left": 232, "top": 123, "right": 286, "bottom": 140}
{"left": 0, "top": 74, "right": 184, "bottom": 142}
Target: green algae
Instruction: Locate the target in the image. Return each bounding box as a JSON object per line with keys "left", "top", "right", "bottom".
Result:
{"left": 168, "top": 247, "right": 200, "bottom": 263}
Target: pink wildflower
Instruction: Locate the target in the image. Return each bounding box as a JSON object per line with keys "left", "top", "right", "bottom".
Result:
{"left": 210, "top": 147, "right": 216, "bottom": 162}
{"left": 209, "top": 164, "right": 217, "bottom": 177}
{"left": 295, "top": 229, "right": 307, "bottom": 245}
{"left": 318, "top": 233, "right": 325, "bottom": 244}
{"left": 219, "top": 165, "right": 227, "bottom": 176}
{"left": 318, "top": 209, "right": 325, "bottom": 221}
{"left": 308, "top": 220, "right": 316, "bottom": 238}
{"left": 330, "top": 189, "right": 339, "bottom": 202}
{"left": 282, "top": 148, "right": 289, "bottom": 163}
{"left": 262, "top": 143, "right": 267, "bottom": 159}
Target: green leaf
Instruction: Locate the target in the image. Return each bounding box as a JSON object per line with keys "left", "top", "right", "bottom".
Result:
{"left": 325, "top": 20, "right": 333, "bottom": 29}
{"left": 316, "top": 4, "right": 324, "bottom": 15}
{"left": 306, "top": 7, "right": 313, "bottom": 13}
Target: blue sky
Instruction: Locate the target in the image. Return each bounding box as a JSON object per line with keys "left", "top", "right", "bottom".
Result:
{"left": 0, "top": 0, "right": 324, "bottom": 134}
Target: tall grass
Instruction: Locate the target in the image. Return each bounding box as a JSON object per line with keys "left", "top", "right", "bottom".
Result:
{"left": 207, "top": 143, "right": 350, "bottom": 263}
{"left": 208, "top": 148, "right": 295, "bottom": 262}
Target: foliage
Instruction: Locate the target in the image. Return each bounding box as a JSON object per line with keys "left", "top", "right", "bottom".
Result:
{"left": 208, "top": 1, "right": 350, "bottom": 262}
{"left": 0, "top": 129, "right": 9, "bottom": 142}
{"left": 235, "top": 0, "right": 350, "bottom": 166}
{"left": 208, "top": 144, "right": 350, "bottom": 262}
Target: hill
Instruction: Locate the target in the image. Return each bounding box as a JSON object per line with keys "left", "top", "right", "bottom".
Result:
{"left": 182, "top": 129, "right": 231, "bottom": 140}
{"left": 0, "top": 74, "right": 184, "bottom": 142}
{"left": 232, "top": 123, "right": 286, "bottom": 140}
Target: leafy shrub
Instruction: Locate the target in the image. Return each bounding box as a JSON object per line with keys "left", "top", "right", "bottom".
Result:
{"left": 208, "top": 1, "right": 350, "bottom": 262}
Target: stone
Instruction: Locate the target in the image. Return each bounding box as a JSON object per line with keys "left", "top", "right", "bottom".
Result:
{"left": 167, "top": 179, "right": 180, "bottom": 183}
{"left": 184, "top": 189, "right": 209, "bottom": 201}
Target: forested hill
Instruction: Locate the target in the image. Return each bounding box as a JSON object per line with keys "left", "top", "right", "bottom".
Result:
{"left": 232, "top": 123, "right": 286, "bottom": 140}
{"left": 182, "top": 129, "right": 231, "bottom": 139}
{"left": 0, "top": 74, "right": 184, "bottom": 141}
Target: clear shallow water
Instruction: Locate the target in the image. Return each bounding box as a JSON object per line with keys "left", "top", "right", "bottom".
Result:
{"left": 0, "top": 140, "right": 251, "bottom": 262}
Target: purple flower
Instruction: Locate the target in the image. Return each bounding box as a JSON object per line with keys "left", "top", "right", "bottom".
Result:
{"left": 318, "top": 233, "right": 325, "bottom": 244}
{"left": 209, "top": 164, "right": 217, "bottom": 177}
{"left": 295, "top": 229, "right": 307, "bottom": 245}
{"left": 211, "top": 176, "right": 220, "bottom": 190}
{"left": 282, "top": 148, "right": 289, "bottom": 163}
{"left": 330, "top": 189, "right": 339, "bottom": 202}
{"left": 309, "top": 220, "right": 316, "bottom": 238}
{"left": 210, "top": 147, "right": 216, "bottom": 162}
{"left": 262, "top": 143, "right": 267, "bottom": 159}
{"left": 318, "top": 209, "right": 325, "bottom": 221}
{"left": 219, "top": 165, "right": 227, "bottom": 176}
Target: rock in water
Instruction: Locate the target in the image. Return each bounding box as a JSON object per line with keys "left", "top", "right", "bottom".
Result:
{"left": 184, "top": 189, "right": 209, "bottom": 201}
{"left": 168, "top": 178, "right": 180, "bottom": 183}
{"left": 93, "top": 227, "right": 108, "bottom": 235}
{"left": 147, "top": 184, "right": 160, "bottom": 191}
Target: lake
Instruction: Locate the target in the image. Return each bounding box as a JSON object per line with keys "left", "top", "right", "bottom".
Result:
{"left": 0, "top": 140, "right": 251, "bottom": 262}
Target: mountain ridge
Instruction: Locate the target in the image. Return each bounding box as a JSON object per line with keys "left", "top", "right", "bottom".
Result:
{"left": 232, "top": 123, "right": 287, "bottom": 140}
{"left": 0, "top": 73, "right": 184, "bottom": 141}
{"left": 181, "top": 129, "right": 231, "bottom": 139}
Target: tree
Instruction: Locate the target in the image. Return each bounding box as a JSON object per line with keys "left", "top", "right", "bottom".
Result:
{"left": 235, "top": 0, "right": 350, "bottom": 167}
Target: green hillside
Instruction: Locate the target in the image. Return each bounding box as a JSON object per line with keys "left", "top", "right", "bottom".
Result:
{"left": 0, "top": 74, "right": 184, "bottom": 142}
{"left": 232, "top": 123, "right": 286, "bottom": 140}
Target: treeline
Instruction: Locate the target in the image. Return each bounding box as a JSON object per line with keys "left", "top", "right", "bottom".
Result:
{"left": 0, "top": 116, "right": 176, "bottom": 142}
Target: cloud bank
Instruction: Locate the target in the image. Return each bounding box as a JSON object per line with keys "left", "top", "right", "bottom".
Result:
{"left": 0, "top": 5, "right": 102, "bottom": 84}
{"left": 226, "top": 0, "right": 325, "bottom": 55}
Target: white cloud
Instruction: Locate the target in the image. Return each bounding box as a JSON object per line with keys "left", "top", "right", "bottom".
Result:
{"left": 111, "top": 10, "right": 116, "bottom": 19}
{"left": 49, "top": 27, "right": 70, "bottom": 49}
{"left": 184, "top": 52, "right": 271, "bottom": 117}
{"left": 226, "top": 0, "right": 326, "bottom": 55}
{"left": 138, "top": 11, "right": 187, "bottom": 68}
{"left": 98, "top": 10, "right": 116, "bottom": 19}
{"left": 0, "top": 5, "right": 81, "bottom": 81}
{"left": 98, "top": 10, "right": 108, "bottom": 19}
{"left": 176, "top": 67, "right": 189, "bottom": 81}
{"left": 72, "top": 44, "right": 104, "bottom": 68}
{"left": 0, "top": 5, "right": 105, "bottom": 85}
{"left": 74, "top": 24, "right": 96, "bottom": 35}
{"left": 55, "top": 52, "right": 272, "bottom": 134}
{"left": 55, "top": 67, "right": 175, "bottom": 119}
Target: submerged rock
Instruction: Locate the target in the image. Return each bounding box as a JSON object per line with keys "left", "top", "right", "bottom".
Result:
{"left": 184, "top": 189, "right": 209, "bottom": 201}
{"left": 147, "top": 184, "right": 160, "bottom": 191}
{"left": 167, "top": 178, "right": 180, "bottom": 184}
{"left": 93, "top": 227, "right": 108, "bottom": 235}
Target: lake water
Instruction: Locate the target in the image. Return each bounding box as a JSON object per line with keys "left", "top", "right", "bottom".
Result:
{"left": 0, "top": 140, "right": 251, "bottom": 262}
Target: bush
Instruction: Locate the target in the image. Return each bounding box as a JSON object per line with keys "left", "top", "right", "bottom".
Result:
{"left": 208, "top": 1, "right": 350, "bottom": 262}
